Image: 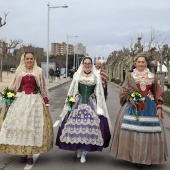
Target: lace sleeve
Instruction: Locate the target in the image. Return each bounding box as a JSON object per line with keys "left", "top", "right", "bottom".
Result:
{"left": 40, "top": 70, "right": 49, "bottom": 99}
{"left": 95, "top": 75, "right": 106, "bottom": 115}
{"left": 8, "top": 77, "right": 16, "bottom": 91}
{"left": 95, "top": 74, "right": 112, "bottom": 128}
{"left": 60, "top": 73, "right": 78, "bottom": 120}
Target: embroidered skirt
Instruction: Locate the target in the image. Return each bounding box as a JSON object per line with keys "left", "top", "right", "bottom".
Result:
{"left": 0, "top": 92, "right": 53, "bottom": 155}
{"left": 56, "top": 97, "right": 111, "bottom": 151}
{"left": 110, "top": 97, "right": 168, "bottom": 165}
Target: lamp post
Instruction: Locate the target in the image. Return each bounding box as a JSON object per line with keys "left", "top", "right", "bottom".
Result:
{"left": 66, "top": 35, "right": 78, "bottom": 78}
{"left": 73, "top": 49, "right": 75, "bottom": 69}
{"left": 46, "top": 2, "right": 68, "bottom": 84}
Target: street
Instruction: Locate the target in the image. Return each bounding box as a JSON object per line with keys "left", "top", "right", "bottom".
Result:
{"left": 0, "top": 82, "right": 170, "bottom": 170}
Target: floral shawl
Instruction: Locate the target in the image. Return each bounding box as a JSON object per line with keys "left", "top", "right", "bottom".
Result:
{"left": 120, "top": 72, "right": 163, "bottom": 106}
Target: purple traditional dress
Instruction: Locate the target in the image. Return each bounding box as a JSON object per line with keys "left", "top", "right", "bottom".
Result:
{"left": 56, "top": 69, "right": 111, "bottom": 152}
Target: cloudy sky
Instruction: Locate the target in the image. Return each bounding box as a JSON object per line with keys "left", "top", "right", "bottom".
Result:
{"left": 0, "top": 0, "right": 170, "bottom": 59}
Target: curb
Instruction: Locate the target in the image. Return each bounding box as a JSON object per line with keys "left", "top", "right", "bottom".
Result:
{"left": 110, "top": 82, "right": 170, "bottom": 114}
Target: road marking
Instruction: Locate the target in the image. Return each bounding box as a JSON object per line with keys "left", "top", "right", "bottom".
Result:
{"left": 23, "top": 119, "right": 60, "bottom": 169}
{"left": 24, "top": 154, "right": 40, "bottom": 170}
{"left": 53, "top": 120, "right": 60, "bottom": 127}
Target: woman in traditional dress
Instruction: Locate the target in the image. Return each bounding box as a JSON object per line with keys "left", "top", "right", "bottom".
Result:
{"left": 0, "top": 52, "right": 53, "bottom": 165}
{"left": 109, "top": 52, "right": 168, "bottom": 169}
{"left": 56, "top": 57, "right": 111, "bottom": 163}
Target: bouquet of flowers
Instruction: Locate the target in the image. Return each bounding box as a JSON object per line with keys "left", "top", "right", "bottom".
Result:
{"left": 0, "top": 87, "right": 16, "bottom": 120}
{"left": 65, "top": 96, "right": 76, "bottom": 121}
{"left": 130, "top": 90, "right": 146, "bottom": 121}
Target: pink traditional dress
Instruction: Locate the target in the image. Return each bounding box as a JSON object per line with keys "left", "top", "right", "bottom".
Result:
{"left": 110, "top": 69, "right": 168, "bottom": 165}
{"left": 0, "top": 57, "right": 53, "bottom": 155}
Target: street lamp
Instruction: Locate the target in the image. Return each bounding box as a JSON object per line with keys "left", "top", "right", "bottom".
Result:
{"left": 66, "top": 35, "right": 78, "bottom": 78}
{"left": 46, "top": 2, "right": 68, "bottom": 83}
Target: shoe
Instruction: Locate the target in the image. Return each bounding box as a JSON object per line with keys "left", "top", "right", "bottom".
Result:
{"left": 136, "top": 164, "right": 143, "bottom": 169}
{"left": 20, "top": 156, "right": 27, "bottom": 163}
{"left": 77, "top": 150, "right": 82, "bottom": 158}
{"left": 80, "top": 151, "right": 87, "bottom": 163}
{"left": 27, "top": 157, "right": 34, "bottom": 165}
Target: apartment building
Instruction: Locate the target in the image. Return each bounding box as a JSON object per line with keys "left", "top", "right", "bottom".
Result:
{"left": 51, "top": 42, "right": 74, "bottom": 56}
{"left": 51, "top": 42, "right": 87, "bottom": 56}
{"left": 74, "top": 43, "right": 86, "bottom": 55}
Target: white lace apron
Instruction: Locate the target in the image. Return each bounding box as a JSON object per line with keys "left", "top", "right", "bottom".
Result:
{"left": 0, "top": 91, "right": 44, "bottom": 147}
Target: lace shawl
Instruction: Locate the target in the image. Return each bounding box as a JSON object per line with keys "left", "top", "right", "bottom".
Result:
{"left": 8, "top": 54, "right": 48, "bottom": 98}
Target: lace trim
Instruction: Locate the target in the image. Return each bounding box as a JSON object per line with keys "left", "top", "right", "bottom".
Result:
{"left": 123, "top": 115, "right": 160, "bottom": 122}
{"left": 66, "top": 119, "right": 100, "bottom": 126}
{"left": 121, "top": 123, "right": 162, "bottom": 132}
{"left": 79, "top": 75, "right": 96, "bottom": 85}
{"left": 62, "top": 126, "right": 100, "bottom": 134}
{"left": 60, "top": 136, "right": 103, "bottom": 146}
{"left": 133, "top": 68, "right": 150, "bottom": 75}
{"left": 22, "top": 72, "right": 35, "bottom": 76}
{"left": 132, "top": 74, "right": 155, "bottom": 91}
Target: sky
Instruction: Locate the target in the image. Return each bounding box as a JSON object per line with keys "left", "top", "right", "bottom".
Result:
{"left": 0, "top": 0, "right": 170, "bottom": 59}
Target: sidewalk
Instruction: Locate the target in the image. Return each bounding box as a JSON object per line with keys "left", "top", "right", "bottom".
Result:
{"left": 0, "top": 71, "right": 70, "bottom": 108}
{"left": 110, "top": 82, "right": 170, "bottom": 114}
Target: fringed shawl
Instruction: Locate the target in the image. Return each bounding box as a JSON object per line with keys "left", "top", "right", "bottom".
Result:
{"left": 120, "top": 72, "right": 163, "bottom": 106}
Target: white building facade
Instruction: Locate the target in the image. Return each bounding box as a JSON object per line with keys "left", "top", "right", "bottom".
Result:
{"left": 74, "top": 43, "right": 86, "bottom": 55}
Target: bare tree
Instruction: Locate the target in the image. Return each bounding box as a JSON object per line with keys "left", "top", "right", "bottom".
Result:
{"left": 0, "top": 39, "right": 22, "bottom": 82}
{"left": 147, "top": 26, "right": 166, "bottom": 50}
{"left": 0, "top": 12, "right": 9, "bottom": 28}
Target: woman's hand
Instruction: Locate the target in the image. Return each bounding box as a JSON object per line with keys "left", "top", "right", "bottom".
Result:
{"left": 45, "top": 104, "right": 50, "bottom": 111}
{"left": 5, "top": 103, "right": 10, "bottom": 109}
{"left": 157, "top": 109, "right": 164, "bottom": 120}
{"left": 129, "top": 98, "right": 137, "bottom": 108}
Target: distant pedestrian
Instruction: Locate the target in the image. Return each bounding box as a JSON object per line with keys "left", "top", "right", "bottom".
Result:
{"left": 55, "top": 68, "right": 61, "bottom": 82}
{"left": 49, "top": 67, "right": 55, "bottom": 82}
{"left": 69, "top": 69, "right": 75, "bottom": 80}
{"left": 95, "top": 61, "right": 108, "bottom": 100}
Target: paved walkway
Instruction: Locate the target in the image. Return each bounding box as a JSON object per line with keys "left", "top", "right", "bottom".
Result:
{"left": 0, "top": 71, "right": 70, "bottom": 108}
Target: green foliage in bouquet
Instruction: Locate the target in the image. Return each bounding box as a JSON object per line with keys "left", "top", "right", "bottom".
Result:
{"left": 0, "top": 87, "right": 16, "bottom": 120}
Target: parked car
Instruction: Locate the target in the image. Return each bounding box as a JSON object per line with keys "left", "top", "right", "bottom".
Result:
{"left": 10, "top": 68, "right": 16, "bottom": 73}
